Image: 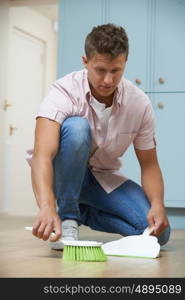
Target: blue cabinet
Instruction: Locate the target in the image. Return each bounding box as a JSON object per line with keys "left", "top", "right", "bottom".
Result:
{"left": 108, "top": 0, "right": 185, "bottom": 93}
{"left": 153, "top": 0, "right": 185, "bottom": 92}
{"left": 154, "top": 93, "right": 185, "bottom": 207}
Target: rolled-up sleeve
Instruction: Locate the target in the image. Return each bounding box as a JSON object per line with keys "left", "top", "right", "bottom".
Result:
{"left": 36, "top": 82, "right": 78, "bottom": 125}
{"left": 133, "top": 103, "right": 156, "bottom": 150}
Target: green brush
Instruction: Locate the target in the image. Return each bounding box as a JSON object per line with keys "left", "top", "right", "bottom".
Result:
{"left": 62, "top": 240, "right": 107, "bottom": 262}
{"left": 25, "top": 226, "right": 107, "bottom": 262}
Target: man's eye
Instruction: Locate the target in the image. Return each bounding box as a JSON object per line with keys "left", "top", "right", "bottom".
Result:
{"left": 97, "top": 69, "right": 105, "bottom": 73}
{"left": 112, "top": 69, "right": 119, "bottom": 74}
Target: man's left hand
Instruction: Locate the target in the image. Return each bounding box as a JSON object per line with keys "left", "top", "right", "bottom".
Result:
{"left": 147, "top": 204, "right": 169, "bottom": 236}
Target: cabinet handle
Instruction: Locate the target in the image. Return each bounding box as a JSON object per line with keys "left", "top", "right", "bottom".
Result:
{"left": 158, "top": 77, "right": 165, "bottom": 84}
{"left": 9, "top": 125, "right": 17, "bottom": 136}
{"left": 3, "top": 99, "right": 12, "bottom": 111}
{"left": 157, "top": 102, "right": 165, "bottom": 109}
{"left": 135, "top": 78, "right": 141, "bottom": 85}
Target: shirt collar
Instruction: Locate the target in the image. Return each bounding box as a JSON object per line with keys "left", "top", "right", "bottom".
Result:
{"left": 83, "top": 69, "right": 91, "bottom": 102}
{"left": 115, "top": 77, "right": 128, "bottom": 107}
{"left": 113, "top": 81, "right": 122, "bottom": 107}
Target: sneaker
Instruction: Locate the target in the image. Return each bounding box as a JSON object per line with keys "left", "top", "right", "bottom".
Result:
{"left": 49, "top": 219, "right": 79, "bottom": 250}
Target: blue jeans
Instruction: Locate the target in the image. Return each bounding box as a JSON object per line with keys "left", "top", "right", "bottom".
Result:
{"left": 53, "top": 117, "right": 170, "bottom": 246}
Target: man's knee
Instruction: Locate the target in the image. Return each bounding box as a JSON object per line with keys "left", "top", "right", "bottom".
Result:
{"left": 157, "top": 225, "right": 171, "bottom": 246}
{"left": 60, "top": 116, "right": 91, "bottom": 148}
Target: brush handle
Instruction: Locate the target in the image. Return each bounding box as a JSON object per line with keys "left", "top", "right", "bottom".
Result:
{"left": 25, "top": 226, "right": 55, "bottom": 237}
{"left": 25, "top": 226, "right": 33, "bottom": 231}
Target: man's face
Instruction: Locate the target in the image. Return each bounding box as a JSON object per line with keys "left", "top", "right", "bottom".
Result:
{"left": 82, "top": 53, "right": 127, "bottom": 100}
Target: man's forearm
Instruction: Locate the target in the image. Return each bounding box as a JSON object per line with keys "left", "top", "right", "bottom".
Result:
{"left": 31, "top": 157, "right": 56, "bottom": 210}
{"left": 141, "top": 163, "right": 165, "bottom": 207}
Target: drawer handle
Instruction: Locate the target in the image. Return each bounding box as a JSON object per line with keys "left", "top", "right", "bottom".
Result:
{"left": 135, "top": 78, "right": 141, "bottom": 85}
{"left": 158, "top": 77, "right": 165, "bottom": 84}
{"left": 157, "top": 102, "right": 165, "bottom": 109}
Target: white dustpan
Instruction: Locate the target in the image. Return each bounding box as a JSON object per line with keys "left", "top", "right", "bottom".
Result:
{"left": 102, "top": 227, "right": 160, "bottom": 258}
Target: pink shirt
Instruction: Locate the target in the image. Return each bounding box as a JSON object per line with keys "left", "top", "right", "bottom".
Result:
{"left": 27, "top": 69, "right": 156, "bottom": 193}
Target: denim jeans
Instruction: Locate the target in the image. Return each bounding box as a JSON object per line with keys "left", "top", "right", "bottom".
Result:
{"left": 53, "top": 116, "right": 170, "bottom": 246}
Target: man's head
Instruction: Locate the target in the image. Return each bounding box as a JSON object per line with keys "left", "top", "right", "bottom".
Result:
{"left": 84, "top": 23, "right": 129, "bottom": 60}
{"left": 82, "top": 24, "right": 129, "bottom": 101}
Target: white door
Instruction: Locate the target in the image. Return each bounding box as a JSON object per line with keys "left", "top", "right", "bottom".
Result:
{"left": 4, "top": 27, "right": 46, "bottom": 215}
{"left": 0, "top": 0, "right": 9, "bottom": 212}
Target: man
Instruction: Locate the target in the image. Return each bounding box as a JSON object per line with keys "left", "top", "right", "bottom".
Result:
{"left": 28, "top": 23, "right": 170, "bottom": 249}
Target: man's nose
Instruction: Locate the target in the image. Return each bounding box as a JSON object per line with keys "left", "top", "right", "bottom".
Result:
{"left": 103, "top": 73, "right": 113, "bottom": 85}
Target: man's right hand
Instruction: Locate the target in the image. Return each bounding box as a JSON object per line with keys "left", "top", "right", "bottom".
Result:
{"left": 32, "top": 206, "right": 62, "bottom": 242}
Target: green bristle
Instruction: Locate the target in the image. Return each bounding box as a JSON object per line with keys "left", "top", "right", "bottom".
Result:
{"left": 63, "top": 245, "right": 107, "bottom": 262}
{"left": 76, "top": 246, "right": 80, "bottom": 260}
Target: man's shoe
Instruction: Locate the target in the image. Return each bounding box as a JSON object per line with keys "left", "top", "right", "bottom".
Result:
{"left": 49, "top": 219, "right": 79, "bottom": 250}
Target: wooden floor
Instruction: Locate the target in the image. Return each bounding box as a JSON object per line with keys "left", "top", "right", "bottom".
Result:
{"left": 0, "top": 213, "right": 185, "bottom": 278}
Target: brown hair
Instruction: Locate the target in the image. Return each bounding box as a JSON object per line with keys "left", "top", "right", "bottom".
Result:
{"left": 85, "top": 23, "right": 129, "bottom": 60}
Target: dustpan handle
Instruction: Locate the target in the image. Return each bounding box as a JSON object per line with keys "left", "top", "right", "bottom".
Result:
{"left": 142, "top": 226, "right": 155, "bottom": 236}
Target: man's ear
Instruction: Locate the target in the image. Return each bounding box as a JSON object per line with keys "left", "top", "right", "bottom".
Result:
{"left": 82, "top": 56, "right": 88, "bottom": 67}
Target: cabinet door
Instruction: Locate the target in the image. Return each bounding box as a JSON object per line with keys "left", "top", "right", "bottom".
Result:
{"left": 108, "top": 0, "right": 149, "bottom": 91}
{"left": 58, "top": 0, "right": 104, "bottom": 77}
{"left": 153, "top": 0, "right": 185, "bottom": 92}
{"left": 154, "top": 93, "right": 185, "bottom": 207}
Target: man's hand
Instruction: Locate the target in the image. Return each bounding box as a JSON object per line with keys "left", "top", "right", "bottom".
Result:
{"left": 147, "top": 204, "right": 169, "bottom": 236}
{"left": 32, "top": 206, "right": 62, "bottom": 242}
